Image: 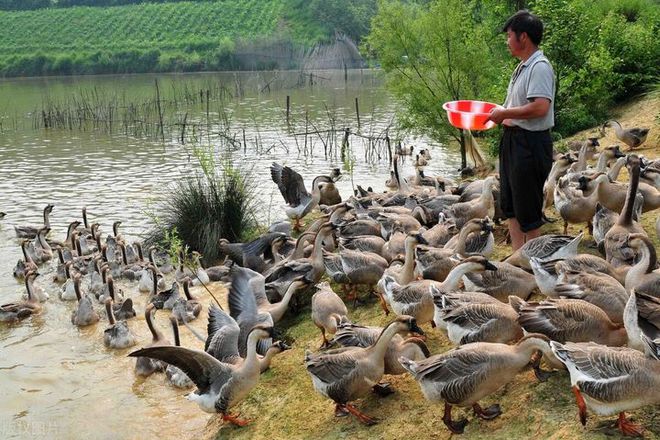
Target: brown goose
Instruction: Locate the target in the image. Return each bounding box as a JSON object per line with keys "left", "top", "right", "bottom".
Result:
{"left": 134, "top": 304, "right": 170, "bottom": 377}
{"left": 604, "top": 120, "right": 650, "bottom": 150}
{"left": 0, "top": 271, "right": 42, "bottom": 322}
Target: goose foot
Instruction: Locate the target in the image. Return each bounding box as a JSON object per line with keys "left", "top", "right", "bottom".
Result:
{"left": 443, "top": 403, "right": 468, "bottom": 434}
{"left": 472, "top": 403, "right": 501, "bottom": 420}
{"left": 430, "top": 320, "right": 437, "bottom": 328}
{"left": 373, "top": 292, "right": 390, "bottom": 315}
{"left": 334, "top": 404, "right": 349, "bottom": 418}
{"left": 616, "top": 412, "right": 644, "bottom": 437}
{"left": 222, "top": 413, "right": 250, "bottom": 427}
{"left": 343, "top": 403, "right": 378, "bottom": 426}
{"left": 320, "top": 331, "right": 331, "bottom": 349}
{"left": 372, "top": 382, "right": 394, "bottom": 397}
{"left": 572, "top": 386, "right": 587, "bottom": 426}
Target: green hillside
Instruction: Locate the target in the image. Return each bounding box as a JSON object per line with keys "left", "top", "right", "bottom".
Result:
{"left": 0, "top": 0, "right": 369, "bottom": 76}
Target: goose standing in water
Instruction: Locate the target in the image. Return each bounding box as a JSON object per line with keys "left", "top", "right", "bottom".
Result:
{"left": 129, "top": 326, "right": 274, "bottom": 426}
{"left": 305, "top": 316, "right": 424, "bottom": 425}
{"left": 400, "top": 334, "right": 557, "bottom": 434}
{"left": 551, "top": 337, "right": 660, "bottom": 437}
{"left": 0, "top": 271, "right": 42, "bottom": 322}
{"left": 134, "top": 304, "right": 170, "bottom": 377}
{"left": 171, "top": 278, "right": 202, "bottom": 324}
{"left": 103, "top": 298, "right": 136, "bottom": 349}
{"left": 13, "top": 240, "right": 38, "bottom": 280}
{"left": 165, "top": 316, "right": 194, "bottom": 388}
{"left": 71, "top": 274, "right": 99, "bottom": 327}
{"left": 14, "top": 203, "right": 53, "bottom": 239}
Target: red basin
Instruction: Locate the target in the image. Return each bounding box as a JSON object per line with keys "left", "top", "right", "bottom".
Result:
{"left": 442, "top": 100, "right": 503, "bottom": 131}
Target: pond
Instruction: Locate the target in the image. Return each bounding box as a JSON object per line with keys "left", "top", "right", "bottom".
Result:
{"left": 0, "top": 69, "right": 462, "bottom": 439}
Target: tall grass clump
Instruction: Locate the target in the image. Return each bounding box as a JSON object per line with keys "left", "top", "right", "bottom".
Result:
{"left": 145, "top": 150, "right": 258, "bottom": 265}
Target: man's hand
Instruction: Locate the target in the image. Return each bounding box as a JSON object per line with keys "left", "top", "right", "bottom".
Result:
{"left": 486, "top": 107, "right": 507, "bottom": 124}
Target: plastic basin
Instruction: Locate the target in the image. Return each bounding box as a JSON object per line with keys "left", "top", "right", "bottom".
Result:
{"left": 442, "top": 100, "right": 502, "bottom": 131}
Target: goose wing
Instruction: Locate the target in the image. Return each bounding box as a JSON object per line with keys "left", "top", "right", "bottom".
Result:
{"left": 205, "top": 305, "right": 241, "bottom": 363}
{"left": 551, "top": 341, "right": 649, "bottom": 403}
{"left": 517, "top": 299, "right": 598, "bottom": 342}
{"left": 410, "top": 347, "right": 492, "bottom": 403}
{"left": 442, "top": 303, "right": 513, "bottom": 344}
{"left": 628, "top": 127, "right": 649, "bottom": 139}
{"left": 271, "top": 162, "right": 309, "bottom": 207}
{"left": 333, "top": 324, "right": 380, "bottom": 348}
{"left": 129, "top": 346, "right": 232, "bottom": 394}
{"left": 522, "top": 235, "right": 574, "bottom": 260}
{"left": 305, "top": 349, "right": 359, "bottom": 385}
{"left": 635, "top": 292, "right": 660, "bottom": 340}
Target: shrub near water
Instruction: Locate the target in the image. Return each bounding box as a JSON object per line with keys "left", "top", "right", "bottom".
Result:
{"left": 145, "top": 154, "right": 258, "bottom": 265}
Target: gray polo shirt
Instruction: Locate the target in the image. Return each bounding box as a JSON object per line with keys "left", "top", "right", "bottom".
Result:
{"left": 503, "top": 50, "right": 555, "bottom": 131}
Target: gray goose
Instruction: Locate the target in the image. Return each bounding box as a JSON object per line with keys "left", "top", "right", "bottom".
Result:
{"left": 400, "top": 334, "right": 556, "bottom": 434}
{"left": 305, "top": 315, "right": 424, "bottom": 425}
{"left": 14, "top": 203, "right": 53, "bottom": 239}
{"left": 129, "top": 326, "right": 274, "bottom": 426}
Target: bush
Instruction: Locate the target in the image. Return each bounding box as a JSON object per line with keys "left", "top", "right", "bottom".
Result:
{"left": 144, "top": 153, "right": 259, "bottom": 265}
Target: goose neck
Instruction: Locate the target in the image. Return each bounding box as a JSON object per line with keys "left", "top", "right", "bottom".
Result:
{"left": 442, "top": 263, "right": 476, "bottom": 290}
{"left": 619, "top": 165, "right": 640, "bottom": 226}
{"left": 370, "top": 322, "right": 403, "bottom": 360}
{"left": 145, "top": 308, "right": 163, "bottom": 342}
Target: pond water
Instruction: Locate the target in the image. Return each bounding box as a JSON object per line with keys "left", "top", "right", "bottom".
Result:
{"left": 0, "top": 69, "right": 461, "bottom": 439}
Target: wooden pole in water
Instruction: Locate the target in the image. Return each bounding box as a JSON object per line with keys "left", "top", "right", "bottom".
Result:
{"left": 155, "top": 79, "right": 164, "bottom": 142}
{"left": 180, "top": 112, "right": 188, "bottom": 144}
{"left": 286, "top": 95, "right": 290, "bottom": 125}
{"left": 243, "top": 128, "right": 247, "bottom": 153}
{"left": 386, "top": 131, "right": 392, "bottom": 166}
{"left": 344, "top": 63, "right": 348, "bottom": 84}
{"left": 355, "top": 97, "right": 361, "bottom": 129}
{"left": 341, "top": 127, "right": 350, "bottom": 162}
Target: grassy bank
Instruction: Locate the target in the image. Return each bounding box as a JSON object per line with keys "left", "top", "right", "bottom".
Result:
{"left": 198, "top": 95, "right": 660, "bottom": 439}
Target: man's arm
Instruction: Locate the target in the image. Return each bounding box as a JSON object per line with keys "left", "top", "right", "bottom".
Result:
{"left": 487, "top": 98, "right": 550, "bottom": 124}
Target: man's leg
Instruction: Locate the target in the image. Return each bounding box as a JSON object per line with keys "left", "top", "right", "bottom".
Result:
{"left": 525, "top": 226, "right": 542, "bottom": 242}
{"left": 508, "top": 218, "right": 525, "bottom": 251}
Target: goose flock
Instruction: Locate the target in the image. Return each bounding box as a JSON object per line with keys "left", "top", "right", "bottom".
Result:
{"left": 1, "top": 129, "right": 659, "bottom": 437}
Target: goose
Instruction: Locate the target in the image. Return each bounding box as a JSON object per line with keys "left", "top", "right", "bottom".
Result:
{"left": 504, "top": 233, "right": 583, "bottom": 270}
{"left": 462, "top": 261, "right": 536, "bottom": 301}
{"left": 529, "top": 255, "right": 627, "bottom": 297}
{"left": 415, "top": 218, "right": 492, "bottom": 282}
{"left": 554, "top": 175, "right": 600, "bottom": 234}
{"left": 70, "top": 274, "right": 99, "bottom": 327}
{"left": 420, "top": 148, "right": 432, "bottom": 160}
{"left": 174, "top": 249, "right": 194, "bottom": 283}
{"left": 380, "top": 224, "right": 406, "bottom": 261}
{"left": 204, "top": 305, "right": 290, "bottom": 373}
{"left": 333, "top": 321, "right": 429, "bottom": 377}
{"left": 21, "top": 262, "right": 48, "bottom": 303}
{"left": 604, "top": 156, "right": 647, "bottom": 267}
{"left": 265, "top": 223, "right": 335, "bottom": 297}
{"left": 60, "top": 261, "right": 77, "bottom": 301}
{"left": 270, "top": 162, "right": 328, "bottom": 229}
{"left": 134, "top": 304, "right": 170, "bottom": 377}
{"left": 239, "top": 232, "right": 289, "bottom": 273}
{"left": 149, "top": 280, "right": 180, "bottom": 311}
{"left": 0, "top": 271, "right": 42, "bottom": 322}
{"left": 380, "top": 256, "right": 498, "bottom": 324}
{"left": 172, "top": 278, "right": 203, "bottom": 324}
{"left": 311, "top": 282, "right": 349, "bottom": 348}
{"left": 552, "top": 269, "right": 628, "bottom": 323}
{"left": 138, "top": 262, "right": 162, "bottom": 293}
{"left": 623, "top": 291, "right": 659, "bottom": 352}
{"left": 46, "top": 220, "right": 82, "bottom": 250}
{"left": 444, "top": 176, "right": 496, "bottom": 229}
{"left": 592, "top": 203, "right": 619, "bottom": 251}
{"left": 380, "top": 232, "right": 427, "bottom": 286}
{"left": 103, "top": 298, "right": 136, "bottom": 349}
{"left": 604, "top": 120, "right": 650, "bottom": 150}
{"left": 510, "top": 297, "right": 627, "bottom": 346}
{"left": 13, "top": 240, "right": 38, "bottom": 280}
{"left": 151, "top": 248, "right": 174, "bottom": 274}
{"left": 337, "top": 235, "right": 386, "bottom": 256}
{"left": 165, "top": 316, "right": 194, "bottom": 388}
{"left": 319, "top": 169, "right": 342, "bottom": 206}
{"left": 190, "top": 251, "right": 210, "bottom": 286}
{"left": 640, "top": 166, "right": 660, "bottom": 190}
{"left": 550, "top": 338, "right": 660, "bottom": 437}
{"left": 441, "top": 298, "right": 523, "bottom": 345}
{"left": 431, "top": 289, "right": 501, "bottom": 331}
{"left": 14, "top": 203, "right": 53, "bottom": 239}
{"left": 32, "top": 227, "right": 53, "bottom": 263}
{"left": 227, "top": 266, "right": 274, "bottom": 358}
{"left": 543, "top": 153, "right": 577, "bottom": 212}
{"left": 104, "top": 275, "right": 135, "bottom": 321}
{"left": 583, "top": 170, "right": 660, "bottom": 214}
{"left": 400, "top": 334, "right": 556, "bottom": 434}
{"left": 129, "top": 325, "right": 274, "bottom": 425}
{"left": 624, "top": 233, "right": 660, "bottom": 292}
{"left": 420, "top": 213, "right": 457, "bottom": 247}
{"left": 414, "top": 154, "right": 428, "bottom": 168}
{"left": 324, "top": 246, "right": 389, "bottom": 306}
{"left": 395, "top": 143, "right": 414, "bottom": 156}
{"left": 305, "top": 315, "right": 424, "bottom": 425}
{"left": 230, "top": 265, "right": 307, "bottom": 325}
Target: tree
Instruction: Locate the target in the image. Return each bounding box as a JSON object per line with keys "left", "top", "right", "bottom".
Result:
{"left": 365, "top": 0, "right": 506, "bottom": 169}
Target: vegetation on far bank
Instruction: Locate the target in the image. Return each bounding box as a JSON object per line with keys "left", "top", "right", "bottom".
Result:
{"left": 0, "top": 0, "right": 376, "bottom": 77}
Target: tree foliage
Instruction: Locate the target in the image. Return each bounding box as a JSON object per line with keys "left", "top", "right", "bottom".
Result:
{"left": 368, "top": 0, "right": 659, "bottom": 148}
{"left": 366, "top": 0, "right": 505, "bottom": 167}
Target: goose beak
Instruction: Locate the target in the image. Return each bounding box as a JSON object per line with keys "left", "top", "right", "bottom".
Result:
{"left": 416, "top": 234, "right": 429, "bottom": 245}
{"left": 408, "top": 318, "right": 425, "bottom": 336}
{"left": 484, "top": 261, "right": 498, "bottom": 271}
{"left": 614, "top": 147, "right": 625, "bottom": 158}
{"left": 266, "top": 327, "right": 275, "bottom": 338}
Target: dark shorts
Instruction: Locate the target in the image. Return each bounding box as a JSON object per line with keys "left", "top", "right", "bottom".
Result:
{"left": 499, "top": 126, "right": 553, "bottom": 233}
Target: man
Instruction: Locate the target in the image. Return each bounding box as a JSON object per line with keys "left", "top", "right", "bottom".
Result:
{"left": 487, "top": 10, "right": 555, "bottom": 250}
